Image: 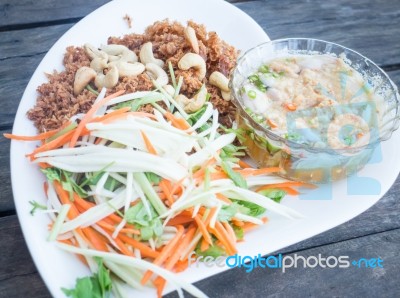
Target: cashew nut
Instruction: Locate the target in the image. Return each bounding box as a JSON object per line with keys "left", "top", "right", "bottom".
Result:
{"left": 221, "top": 90, "right": 231, "bottom": 101}
{"left": 95, "top": 65, "right": 119, "bottom": 89}
{"left": 145, "top": 63, "right": 168, "bottom": 86}
{"left": 90, "top": 51, "right": 108, "bottom": 73}
{"left": 100, "top": 44, "right": 138, "bottom": 63}
{"left": 209, "top": 71, "right": 230, "bottom": 92}
{"left": 73, "top": 67, "right": 97, "bottom": 96}
{"left": 163, "top": 84, "right": 175, "bottom": 96}
{"left": 176, "top": 84, "right": 207, "bottom": 113}
{"left": 113, "top": 61, "right": 145, "bottom": 77}
{"left": 184, "top": 26, "right": 199, "bottom": 54}
{"left": 84, "top": 43, "right": 102, "bottom": 60}
{"left": 139, "top": 42, "right": 164, "bottom": 67}
{"left": 100, "top": 44, "right": 128, "bottom": 55}
{"left": 178, "top": 53, "right": 206, "bottom": 80}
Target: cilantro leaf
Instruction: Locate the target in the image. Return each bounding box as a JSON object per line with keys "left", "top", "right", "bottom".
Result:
{"left": 41, "top": 167, "right": 61, "bottom": 182}
{"left": 95, "top": 258, "right": 112, "bottom": 295}
{"left": 258, "top": 188, "right": 286, "bottom": 203}
{"left": 62, "top": 276, "right": 94, "bottom": 298}
{"left": 218, "top": 202, "right": 249, "bottom": 222}
{"left": 221, "top": 161, "right": 248, "bottom": 189}
{"left": 125, "top": 202, "right": 153, "bottom": 226}
{"left": 62, "top": 258, "right": 111, "bottom": 298}
{"left": 62, "top": 171, "right": 88, "bottom": 199}
{"left": 125, "top": 202, "right": 162, "bottom": 240}
{"left": 236, "top": 200, "right": 266, "bottom": 217}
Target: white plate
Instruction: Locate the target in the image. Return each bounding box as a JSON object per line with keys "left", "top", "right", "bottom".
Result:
{"left": 10, "top": 0, "right": 400, "bottom": 297}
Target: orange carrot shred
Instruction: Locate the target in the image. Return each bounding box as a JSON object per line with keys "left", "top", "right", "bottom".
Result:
{"left": 3, "top": 121, "right": 72, "bottom": 141}
{"left": 70, "top": 90, "right": 125, "bottom": 148}
{"left": 194, "top": 215, "right": 212, "bottom": 244}
{"left": 141, "top": 225, "right": 185, "bottom": 285}
{"left": 141, "top": 130, "right": 157, "bottom": 155}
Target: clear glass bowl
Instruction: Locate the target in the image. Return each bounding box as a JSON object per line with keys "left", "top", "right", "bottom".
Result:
{"left": 230, "top": 38, "right": 400, "bottom": 183}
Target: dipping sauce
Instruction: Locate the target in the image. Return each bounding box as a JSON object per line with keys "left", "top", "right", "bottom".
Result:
{"left": 239, "top": 55, "right": 379, "bottom": 150}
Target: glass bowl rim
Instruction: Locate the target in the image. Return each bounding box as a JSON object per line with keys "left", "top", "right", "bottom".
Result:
{"left": 230, "top": 37, "right": 400, "bottom": 154}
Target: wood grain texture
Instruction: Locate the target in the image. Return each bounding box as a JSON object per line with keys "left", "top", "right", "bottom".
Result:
{"left": 0, "top": 130, "right": 13, "bottom": 212}
{"left": 0, "top": 216, "right": 50, "bottom": 298}
{"left": 0, "top": 0, "right": 108, "bottom": 28}
{"left": 1, "top": 0, "right": 400, "bottom": 65}
{"left": 237, "top": 0, "right": 400, "bottom": 67}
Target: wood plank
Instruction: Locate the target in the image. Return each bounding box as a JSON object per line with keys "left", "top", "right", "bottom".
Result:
{"left": 236, "top": 0, "right": 400, "bottom": 67}
{"left": 0, "top": 0, "right": 249, "bottom": 29}
{"left": 0, "top": 0, "right": 108, "bottom": 28}
{"left": 0, "top": 24, "right": 73, "bottom": 60}
{"left": 1, "top": 0, "right": 400, "bottom": 67}
{"left": 0, "top": 54, "right": 45, "bottom": 129}
{"left": 0, "top": 131, "right": 13, "bottom": 212}
{"left": 0, "top": 216, "right": 50, "bottom": 297}
{"left": 0, "top": 214, "right": 398, "bottom": 297}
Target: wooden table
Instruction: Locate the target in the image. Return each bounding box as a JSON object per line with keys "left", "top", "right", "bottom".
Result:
{"left": 1, "top": 0, "right": 399, "bottom": 297}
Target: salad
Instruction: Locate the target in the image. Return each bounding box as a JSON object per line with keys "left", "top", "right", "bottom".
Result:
{"left": 5, "top": 79, "right": 309, "bottom": 297}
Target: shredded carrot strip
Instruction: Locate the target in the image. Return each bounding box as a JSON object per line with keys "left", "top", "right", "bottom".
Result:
{"left": 223, "top": 222, "right": 236, "bottom": 243}
{"left": 166, "top": 214, "right": 194, "bottom": 226}
{"left": 53, "top": 181, "right": 80, "bottom": 219}
{"left": 216, "top": 193, "right": 232, "bottom": 204}
{"left": 210, "top": 172, "right": 228, "bottom": 180}
{"left": 204, "top": 207, "right": 218, "bottom": 227}
{"left": 170, "top": 178, "right": 185, "bottom": 196}
{"left": 159, "top": 179, "right": 174, "bottom": 205}
{"left": 153, "top": 225, "right": 197, "bottom": 295}
{"left": 96, "top": 221, "right": 140, "bottom": 235}
{"left": 231, "top": 218, "right": 244, "bottom": 227}
{"left": 141, "top": 130, "right": 157, "bottom": 155}
{"left": 174, "top": 259, "right": 188, "bottom": 272}
{"left": 99, "top": 228, "right": 135, "bottom": 257}
{"left": 28, "top": 129, "right": 76, "bottom": 159}
{"left": 200, "top": 237, "right": 210, "bottom": 252}
{"left": 281, "top": 187, "right": 300, "bottom": 195}
{"left": 3, "top": 121, "right": 72, "bottom": 141}
{"left": 209, "top": 222, "right": 237, "bottom": 256}
{"left": 82, "top": 227, "right": 109, "bottom": 252}
{"left": 164, "top": 112, "right": 190, "bottom": 130}
{"left": 194, "top": 215, "right": 212, "bottom": 244}
{"left": 70, "top": 90, "right": 125, "bottom": 148}
{"left": 90, "top": 107, "right": 131, "bottom": 123}
{"left": 141, "top": 225, "right": 185, "bottom": 285}
{"left": 256, "top": 181, "right": 316, "bottom": 192}
{"left": 100, "top": 111, "right": 157, "bottom": 124}
{"left": 238, "top": 167, "right": 281, "bottom": 176}
{"left": 118, "top": 234, "right": 159, "bottom": 259}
